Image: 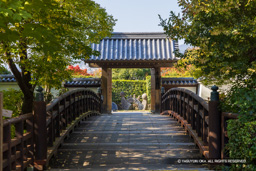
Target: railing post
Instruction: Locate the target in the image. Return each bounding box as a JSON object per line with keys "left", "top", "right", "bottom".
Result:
{"left": 209, "top": 85, "right": 221, "bottom": 159}
{"left": 97, "top": 87, "right": 102, "bottom": 113}
{"left": 0, "top": 93, "right": 3, "bottom": 171}
{"left": 161, "top": 87, "right": 165, "bottom": 112}
{"left": 33, "top": 86, "right": 47, "bottom": 169}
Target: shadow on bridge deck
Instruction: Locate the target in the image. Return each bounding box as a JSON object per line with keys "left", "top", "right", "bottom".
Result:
{"left": 48, "top": 111, "right": 210, "bottom": 170}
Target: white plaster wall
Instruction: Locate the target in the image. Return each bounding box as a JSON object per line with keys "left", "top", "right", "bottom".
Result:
{"left": 67, "top": 87, "right": 98, "bottom": 94}
{"left": 0, "top": 83, "right": 20, "bottom": 91}
{"left": 178, "top": 87, "right": 197, "bottom": 94}
{"left": 0, "top": 82, "right": 98, "bottom": 99}
{"left": 198, "top": 83, "right": 211, "bottom": 101}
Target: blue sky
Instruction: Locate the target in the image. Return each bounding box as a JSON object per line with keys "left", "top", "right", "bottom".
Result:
{"left": 83, "top": 0, "right": 184, "bottom": 70}
{"left": 94, "top": 0, "right": 182, "bottom": 42}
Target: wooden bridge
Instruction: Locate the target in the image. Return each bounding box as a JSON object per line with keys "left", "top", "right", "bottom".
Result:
{"left": 0, "top": 87, "right": 238, "bottom": 170}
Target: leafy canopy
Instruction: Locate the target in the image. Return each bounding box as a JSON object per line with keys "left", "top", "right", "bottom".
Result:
{"left": 112, "top": 69, "right": 151, "bottom": 80}
{"left": 160, "top": 1, "right": 256, "bottom": 169}
{"left": 0, "top": 0, "right": 115, "bottom": 113}
{"left": 0, "top": 65, "right": 11, "bottom": 74}
{"left": 160, "top": 0, "right": 256, "bottom": 84}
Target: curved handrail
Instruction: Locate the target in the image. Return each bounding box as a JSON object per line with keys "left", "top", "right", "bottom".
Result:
{"left": 46, "top": 88, "right": 101, "bottom": 111}
{"left": 45, "top": 88, "right": 101, "bottom": 145}
{"left": 3, "top": 113, "right": 33, "bottom": 126}
{"left": 2, "top": 88, "right": 102, "bottom": 170}
{"left": 162, "top": 88, "right": 241, "bottom": 160}
{"left": 162, "top": 88, "right": 208, "bottom": 111}
{"left": 161, "top": 87, "right": 210, "bottom": 158}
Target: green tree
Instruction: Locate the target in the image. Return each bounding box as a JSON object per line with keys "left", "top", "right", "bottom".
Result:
{"left": 160, "top": 1, "right": 256, "bottom": 169}
{"left": 0, "top": 65, "right": 11, "bottom": 74}
{"left": 0, "top": 0, "right": 115, "bottom": 114}
{"left": 112, "top": 68, "right": 151, "bottom": 80}
{"left": 160, "top": 0, "right": 256, "bottom": 84}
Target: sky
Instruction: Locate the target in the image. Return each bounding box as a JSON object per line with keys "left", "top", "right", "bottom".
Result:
{"left": 83, "top": 0, "right": 184, "bottom": 71}
{"left": 4, "top": 1, "right": 184, "bottom": 71}
{"left": 93, "top": 0, "right": 183, "bottom": 44}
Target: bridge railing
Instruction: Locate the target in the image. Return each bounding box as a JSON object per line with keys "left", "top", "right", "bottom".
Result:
{"left": 221, "top": 112, "right": 238, "bottom": 159}
{"left": 161, "top": 87, "right": 238, "bottom": 160}
{"left": 162, "top": 88, "right": 210, "bottom": 158}
{"left": 1, "top": 88, "right": 102, "bottom": 171}
{"left": 2, "top": 113, "right": 34, "bottom": 170}
{"left": 45, "top": 89, "right": 101, "bottom": 147}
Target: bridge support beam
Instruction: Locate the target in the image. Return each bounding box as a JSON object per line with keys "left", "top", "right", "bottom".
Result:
{"left": 151, "top": 68, "right": 161, "bottom": 113}
{"left": 102, "top": 67, "right": 112, "bottom": 114}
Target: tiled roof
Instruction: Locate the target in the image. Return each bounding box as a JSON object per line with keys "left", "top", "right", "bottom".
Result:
{"left": 86, "top": 32, "right": 178, "bottom": 62}
{"left": 162, "top": 77, "right": 198, "bottom": 86}
{"left": 1, "top": 75, "right": 197, "bottom": 87}
{"left": 0, "top": 75, "right": 101, "bottom": 87}
{"left": 64, "top": 78, "right": 101, "bottom": 87}
{"left": 0, "top": 75, "right": 16, "bottom": 82}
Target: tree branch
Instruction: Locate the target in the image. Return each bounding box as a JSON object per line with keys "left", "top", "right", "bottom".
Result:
{"left": 6, "top": 52, "right": 33, "bottom": 99}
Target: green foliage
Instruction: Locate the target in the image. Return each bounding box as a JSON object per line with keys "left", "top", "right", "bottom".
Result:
{"left": 160, "top": 0, "right": 256, "bottom": 84}
{"left": 160, "top": 1, "right": 256, "bottom": 168}
{"left": 221, "top": 76, "right": 256, "bottom": 117}
{"left": 44, "top": 91, "right": 54, "bottom": 104}
{"left": 0, "top": 65, "right": 11, "bottom": 74}
{"left": 112, "top": 69, "right": 151, "bottom": 80}
{"left": 161, "top": 66, "right": 193, "bottom": 78}
{"left": 111, "top": 69, "right": 151, "bottom": 107}
{"left": 29, "top": 55, "right": 73, "bottom": 95}
{"left": 220, "top": 74, "right": 256, "bottom": 169}
{"left": 227, "top": 119, "right": 256, "bottom": 170}
{"left": 57, "top": 88, "right": 69, "bottom": 97}
{"left": 112, "top": 80, "right": 147, "bottom": 106}
{"left": 2, "top": 89, "right": 23, "bottom": 118}
{"left": 0, "top": 0, "right": 115, "bottom": 113}
{"left": 146, "top": 76, "right": 151, "bottom": 103}
{"left": 72, "top": 75, "right": 93, "bottom": 78}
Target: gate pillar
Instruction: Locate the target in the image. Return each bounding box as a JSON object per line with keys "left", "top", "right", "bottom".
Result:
{"left": 151, "top": 68, "right": 161, "bottom": 113}
{"left": 102, "top": 67, "right": 112, "bottom": 114}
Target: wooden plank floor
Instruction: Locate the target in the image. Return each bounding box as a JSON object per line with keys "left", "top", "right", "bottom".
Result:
{"left": 49, "top": 111, "right": 210, "bottom": 170}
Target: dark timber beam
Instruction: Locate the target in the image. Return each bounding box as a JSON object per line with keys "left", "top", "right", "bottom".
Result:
{"left": 107, "top": 68, "right": 112, "bottom": 113}
{"left": 151, "top": 67, "right": 161, "bottom": 113}
{"left": 151, "top": 68, "right": 155, "bottom": 113}
{"left": 88, "top": 61, "right": 176, "bottom": 68}
{"left": 101, "top": 67, "right": 112, "bottom": 114}
{"left": 155, "top": 67, "right": 161, "bottom": 113}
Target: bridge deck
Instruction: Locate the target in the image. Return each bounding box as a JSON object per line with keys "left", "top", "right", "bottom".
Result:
{"left": 49, "top": 112, "right": 209, "bottom": 170}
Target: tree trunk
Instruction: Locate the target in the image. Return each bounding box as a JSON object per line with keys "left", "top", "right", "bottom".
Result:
{"left": 6, "top": 44, "right": 34, "bottom": 114}
{"left": 8, "top": 57, "right": 34, "bottom": 114}
{"left": 22, "top": 94, "right": 34, "bottom": 114}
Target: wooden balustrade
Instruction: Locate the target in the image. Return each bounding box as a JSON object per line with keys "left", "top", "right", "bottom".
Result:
{"left": 162, "top": 88, "right": 210, "bottom": 158}
{"left": 2, "top": 113, "right": 34, "bottom": 171}
{"left": 161, "top": 87, "right": 238, "bottom": 160}
{"left": 221, "top": 112, "right": 238, "bottom": 159}
{"left": 1, "top": 88, "right": 102, "bottom": 171}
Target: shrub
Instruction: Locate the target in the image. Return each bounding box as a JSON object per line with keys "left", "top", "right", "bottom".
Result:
{"left": 2, "top": 89, "right": 23, "bottom": 118}
{"left": 221, "top": 76, "right": 256, "bottom": 169}
{"left": 146, "top": 76, "right": 151, "bottom": 103}
{"left": 227, "top": 119, "right": 256, "bottom": 170}
{"left": 112, "top": 80, "right": 147, "bottom": 106}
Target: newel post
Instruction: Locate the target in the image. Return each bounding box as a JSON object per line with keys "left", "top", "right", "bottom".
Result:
{"left": 97, "top": 87, "right": 102, "bottom": 113}
{"left": 33, "top": 86, "right": 47, "bottom": 168}
{"left": 209, "top": 85, "right": 221, "bottom": 159}
{"left": 161, "top": 87, "right": 165, "bottom": 112}
{"left": 0, "top": 93, "right": 3, "bottom": 171}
